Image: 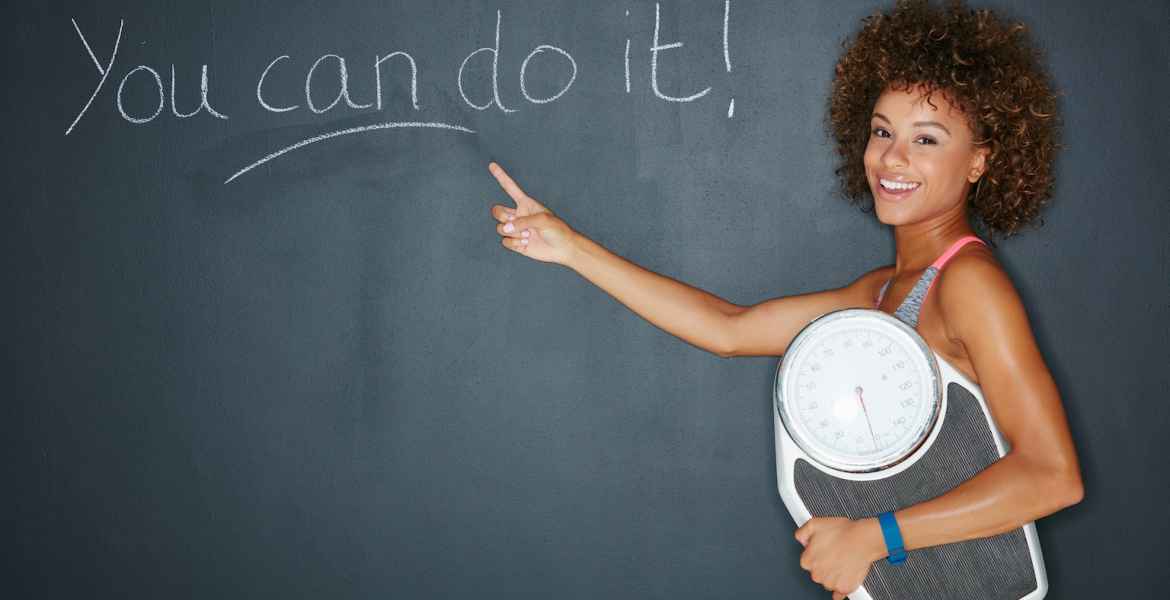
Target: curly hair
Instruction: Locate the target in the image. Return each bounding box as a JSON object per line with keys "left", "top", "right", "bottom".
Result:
{"left": 828, "top": 0, "right": 1061, "bottom": 240}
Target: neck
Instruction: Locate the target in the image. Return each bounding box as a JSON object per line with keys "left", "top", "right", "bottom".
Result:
{"left": 891, "top": 206, "right": 976, "bottom": 275}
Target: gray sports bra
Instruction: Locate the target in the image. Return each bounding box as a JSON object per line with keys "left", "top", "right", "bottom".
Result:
{"left": 874, "top": 235, "right": 988, "bottom": 329}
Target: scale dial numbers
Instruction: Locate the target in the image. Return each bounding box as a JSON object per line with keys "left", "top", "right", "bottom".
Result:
{"left": 777, "top": 310, "right": 941, "bottom": 473}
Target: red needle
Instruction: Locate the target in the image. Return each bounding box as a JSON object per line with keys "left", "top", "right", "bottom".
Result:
{"left": 855, "top": 386, "right": 879, "bottom": 450}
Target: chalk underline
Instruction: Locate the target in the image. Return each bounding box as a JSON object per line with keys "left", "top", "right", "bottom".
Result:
{"left": 224, "top": 121, "right": 477, "bottom": 184}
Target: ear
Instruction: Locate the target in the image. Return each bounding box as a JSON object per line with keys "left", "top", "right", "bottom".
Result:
{"left": 967, "top": 145, "right": 990, "bottom": 183}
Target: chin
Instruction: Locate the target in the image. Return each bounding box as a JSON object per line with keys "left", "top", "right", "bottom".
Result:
{"left": 870, "top": 189, "right": 897, "bottom": 224}
{"left": 870, "top": 185, "right": 923, "bottom": 226}
{"left": 874, "top": 205, "right": 899, "bottom": 227}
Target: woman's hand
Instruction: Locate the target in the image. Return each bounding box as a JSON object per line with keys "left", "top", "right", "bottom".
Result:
{"left": 794, "top": 516, "right": 883, "bottom": 599}
{"left": 488, "top": 161, "right": 578, "bottom": 265}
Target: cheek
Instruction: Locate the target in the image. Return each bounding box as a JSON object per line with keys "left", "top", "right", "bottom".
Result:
{"left": 862, "top": 143, "right": 880, "bottom": 172}
{"left": 920, "top": 155, "right": 960, "bottom": 192}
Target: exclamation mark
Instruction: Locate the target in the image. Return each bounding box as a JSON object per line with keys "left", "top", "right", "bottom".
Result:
{"left": 724, "top": 0, "right": 734, "bottom": 118}
{"left": 625, "top": 8, "right": 631, "bottom": 93}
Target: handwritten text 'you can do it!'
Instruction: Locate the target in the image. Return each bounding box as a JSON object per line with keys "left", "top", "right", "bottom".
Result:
{"left": 64, "top": 3, "right": 737, "bottom": 183}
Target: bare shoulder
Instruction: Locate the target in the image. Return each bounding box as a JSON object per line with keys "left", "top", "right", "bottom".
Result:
{"left": 851, "top": 261, "right": 893, "bottom": 290}
{"left": 853, "top": 264, "right": 895, "bottom": 304}
{"left": 864, "top": 263, "right": 896, "bottom": 284}
{"left": 935, "top": 246, "right": 1031, "bottom": 348}
{"left": 933, "top": 246, "right": 1082, "bottom": 500}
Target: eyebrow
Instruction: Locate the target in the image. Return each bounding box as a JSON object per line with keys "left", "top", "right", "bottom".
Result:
{"left": 872, "top": 112, "right": 951, "bottom": 135}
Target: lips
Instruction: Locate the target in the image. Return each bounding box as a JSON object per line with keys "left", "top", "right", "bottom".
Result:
{"left": 875, "top": 177, "right": 921, "bottom": 201}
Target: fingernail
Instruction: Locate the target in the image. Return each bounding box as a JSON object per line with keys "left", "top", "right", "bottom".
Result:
{"left": 503, "top": 223, "right": 514, "bottom": 233}
{"left": 521, "top": 230, "right": 530, "bottom": 238}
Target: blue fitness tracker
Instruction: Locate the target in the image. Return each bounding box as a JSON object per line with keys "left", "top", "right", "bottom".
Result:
{"left": 878, "top": 511, "right": 907, "bottom": 565}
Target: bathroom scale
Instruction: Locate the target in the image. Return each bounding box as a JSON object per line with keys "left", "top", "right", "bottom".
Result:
{"left": 773, "top": 308, "right": 1049, "bottom": 600}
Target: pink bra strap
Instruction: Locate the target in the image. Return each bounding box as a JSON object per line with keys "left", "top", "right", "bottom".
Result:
{"left": 922, "top": 235, "right": 987, "bottom": 299}
{"left": 874, "top": 235, "right": 987, "bottom": 308}
{"left": 931, "top": 235, "right": 986, "bottom": 270}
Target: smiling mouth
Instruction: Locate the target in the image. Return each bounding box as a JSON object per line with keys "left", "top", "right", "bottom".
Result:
{"left": 877, "top": 178, "right": 921, "bottom": 198}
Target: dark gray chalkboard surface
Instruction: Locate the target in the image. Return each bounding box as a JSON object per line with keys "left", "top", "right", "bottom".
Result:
{"left": 7, "top": 1, "right": 1168, "bottom": 598}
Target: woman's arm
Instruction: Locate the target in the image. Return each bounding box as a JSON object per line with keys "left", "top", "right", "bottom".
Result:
{"left": 875, "top": 252, "right": 1084, "bottom": 553}
{"left": 796, "top": 252, "right": 1084, "bottom": 593}
{"left": 490, "top": 161, "right": 882, "bottom": 359}
{"left": 563, "top": 233, "right": 743, "bottom": 358}
{"left": 725, "top": 266, "right": 893, "bottom": 357}
{"left": 566, "top": 235, "right": 890, "bottom": 359}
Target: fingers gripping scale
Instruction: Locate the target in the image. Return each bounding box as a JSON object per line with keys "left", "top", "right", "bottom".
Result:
{"left": 773, "top": 308, "right": 1049, "bottom": 600}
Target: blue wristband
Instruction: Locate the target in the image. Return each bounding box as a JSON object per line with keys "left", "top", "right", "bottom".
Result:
{"left": 878, "top": 511, "right": 907, "bottom": 565}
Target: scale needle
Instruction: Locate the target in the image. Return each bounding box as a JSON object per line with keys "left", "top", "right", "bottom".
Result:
{"left": 855, "top": 386, "right": 879, "bottom": 450}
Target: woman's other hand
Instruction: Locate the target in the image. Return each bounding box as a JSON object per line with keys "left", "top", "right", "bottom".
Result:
{"left": 794, "top": 516, "right": 883, "bottom": 599}
{"left": 489, "top": 161, "right": 578, "bottom": 265}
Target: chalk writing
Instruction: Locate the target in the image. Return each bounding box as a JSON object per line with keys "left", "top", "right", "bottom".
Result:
{"left": 520, "top": 45, "right": 577, "bottom": 104}
{"left": 65, "top": 2, "right": 735, "bottom": 182}
{"left": 117, "top": 65, "right": 164, "bottom": 124}
{"left": 375, "top": 52, "right": 419, "bottom": 111}
{"left": 651, "top": 2, "right": 711, "bottom": 102}
{"left": 171, "top": 65, "right": 229, "bottom": 120}
{"left": 223, "top": 122, "right": 476, "bottom": 184}
{"left": 306, "top": 54, "right": 372, "bottom": 113}
{"left": 65, "top": 18, "right": 122, "bottom": 135}
{"left": 256, "top": 55, "right": 298, "bottom": 113}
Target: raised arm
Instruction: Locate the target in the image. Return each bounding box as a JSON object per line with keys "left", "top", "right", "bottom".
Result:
{"left": 489, "top": 162, "right": 890, "bottom": 360}
{"left": 724, "top": 266, "right": 893, "bottom": 357}
{"left": 563, "top": 233, "right": 743, "bottom": 358}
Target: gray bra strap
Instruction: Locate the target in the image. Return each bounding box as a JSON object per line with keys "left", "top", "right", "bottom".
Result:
{"left": 876, "top": 267, "right": 941, "bottom": 329}
{"left": 892, "top": 266, "right": 940, "bottom": 329}
{"left": 879, "top": 237, "right": 986, "bottom": 329}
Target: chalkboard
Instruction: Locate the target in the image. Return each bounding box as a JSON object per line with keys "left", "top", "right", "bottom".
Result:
{"left": 7, "top": 1, "right": 1168, "bottom": 598}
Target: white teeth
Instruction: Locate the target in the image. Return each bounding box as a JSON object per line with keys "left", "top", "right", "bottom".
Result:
{"left": 880, "top": 178, "right": 920, "bottom": 191}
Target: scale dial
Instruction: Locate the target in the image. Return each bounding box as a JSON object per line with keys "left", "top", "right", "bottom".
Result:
{"left": 774, "top": 309, "right": 942, "bottom": 473}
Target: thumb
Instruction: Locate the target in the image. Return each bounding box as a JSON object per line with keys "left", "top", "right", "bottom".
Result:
{"left": 795, "top": 520, "right": 815, "bottom": 547}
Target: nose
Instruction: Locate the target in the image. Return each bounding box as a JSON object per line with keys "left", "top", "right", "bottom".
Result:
{"left": 881, "top": 138, "right": 909, "bottom": 170}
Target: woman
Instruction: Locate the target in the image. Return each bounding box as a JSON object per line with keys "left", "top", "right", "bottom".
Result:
{"left": 487, "top": 0, "right": 1083, "bottom": 597}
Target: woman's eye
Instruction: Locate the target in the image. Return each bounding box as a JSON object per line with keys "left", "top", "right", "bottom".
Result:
{"left": 871, "top": 128, "right": 890, "bottom": 138}
{"left": 915, "top": 137, "right": 937, "bottom": 145}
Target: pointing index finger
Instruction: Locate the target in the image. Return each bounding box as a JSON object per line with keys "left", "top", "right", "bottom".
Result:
{"left": 489, "top": 162, "right": 529, "bottom": 204}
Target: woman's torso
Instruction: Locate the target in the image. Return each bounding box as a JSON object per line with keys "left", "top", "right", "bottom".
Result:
{"left": 872, "top": 235, "right": 993, "bottom": 385}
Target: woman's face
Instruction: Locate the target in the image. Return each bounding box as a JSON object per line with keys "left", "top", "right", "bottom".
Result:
{"left": 864, "top": 85, "right": 989, "bottom": 227}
